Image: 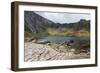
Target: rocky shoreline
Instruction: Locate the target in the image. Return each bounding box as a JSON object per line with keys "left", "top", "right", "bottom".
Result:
{"left": 24, "top": 41, "right": 90, "bottom": 62}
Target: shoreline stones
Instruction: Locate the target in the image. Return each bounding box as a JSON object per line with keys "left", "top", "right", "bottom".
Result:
{"left": 24, "top": 41, "right": 90, "bottom": 62}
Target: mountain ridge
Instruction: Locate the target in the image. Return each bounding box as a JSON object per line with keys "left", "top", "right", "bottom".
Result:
{"left": 24, "top": 11, "right": 90, "bottom": 38}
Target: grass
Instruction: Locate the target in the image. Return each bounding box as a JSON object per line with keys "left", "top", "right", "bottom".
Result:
{"left": 24, "top": 27, "right": 90, "bottom": 43}
{"left": 24, "top": 31, "right": 33, "bottom": 38}
{"left": 46, "top": 28, "right": 90, "bottom": 37}
{"left": 76, "top": 29, "right": 90, "bottom": 37}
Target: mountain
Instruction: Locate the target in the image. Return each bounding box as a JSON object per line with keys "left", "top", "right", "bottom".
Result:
{"left": 24, "top": 11, "right": 90, "bottom": 38}
{"left": 63, "top": 19, "right": 90, "bottom": 31}
{"left": 24, "top": 11, "right": 56, "bottom": 35}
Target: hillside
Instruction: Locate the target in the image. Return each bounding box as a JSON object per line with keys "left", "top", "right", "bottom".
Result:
{"left": 24, "top": 11, "right": 90, "bottom": 40}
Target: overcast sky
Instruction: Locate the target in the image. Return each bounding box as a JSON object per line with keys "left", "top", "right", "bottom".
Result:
{"left": 35, "top": 11, "right": 90, "bottom": 24}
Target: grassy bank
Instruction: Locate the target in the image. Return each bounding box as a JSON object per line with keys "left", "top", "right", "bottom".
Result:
{"left": 46, "top": 28, "right": 90, "bottom": 37}
{"left": 24, "top": 27, "right": 90, "bottom": 42}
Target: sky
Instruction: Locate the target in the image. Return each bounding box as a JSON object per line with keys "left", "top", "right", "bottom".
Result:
{"left": 35, "top": 11, "right": 90, "bottom": 24}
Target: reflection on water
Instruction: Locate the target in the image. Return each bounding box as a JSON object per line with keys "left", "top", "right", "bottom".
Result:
{"left": 38, "top": 36, "right": 90, "bottom": 43}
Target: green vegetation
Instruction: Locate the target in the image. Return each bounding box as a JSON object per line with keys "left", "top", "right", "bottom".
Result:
{"left": 24, "top": 31, "right": 33, "bottom": 38}
{"left": 24, "top": 27, "right": 90, "bottom": 43}
{"left": 46, "top": 28, "right": 90, "bottom": 37}
{"left": 79, "top": 40, "right": 90, "bottom": 49}
{"left": 46, "top": 28, "right": 70, "bottom": 36}
{"left": 24, "top": 30, "right": 49, "bottom": 42}
{"left": 76, "top": 29, "right": 90, "bottom": 37}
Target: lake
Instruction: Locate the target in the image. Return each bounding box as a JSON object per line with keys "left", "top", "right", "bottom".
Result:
{"left": 37, "top": 36, "right": 90, "bottom": 43}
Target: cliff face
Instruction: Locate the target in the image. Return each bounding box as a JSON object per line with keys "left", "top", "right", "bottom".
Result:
{"left": 24, "top": 11, "right": 56, "bottom": 35}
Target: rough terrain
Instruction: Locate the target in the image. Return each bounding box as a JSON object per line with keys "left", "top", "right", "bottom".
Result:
{"left": 24, "top": 41, "right": 90, "bottom": 62}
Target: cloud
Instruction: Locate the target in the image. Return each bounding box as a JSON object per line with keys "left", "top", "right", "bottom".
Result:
{"left": 35, "top": 11, "right": 90, "bottom": 23}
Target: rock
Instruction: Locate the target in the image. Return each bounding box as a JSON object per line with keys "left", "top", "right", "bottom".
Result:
{"left": 25, "top": 42, "right": 90, "bottom": 62}
{"left": 70, "top": 49, "right": 75, "bottom": 52}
